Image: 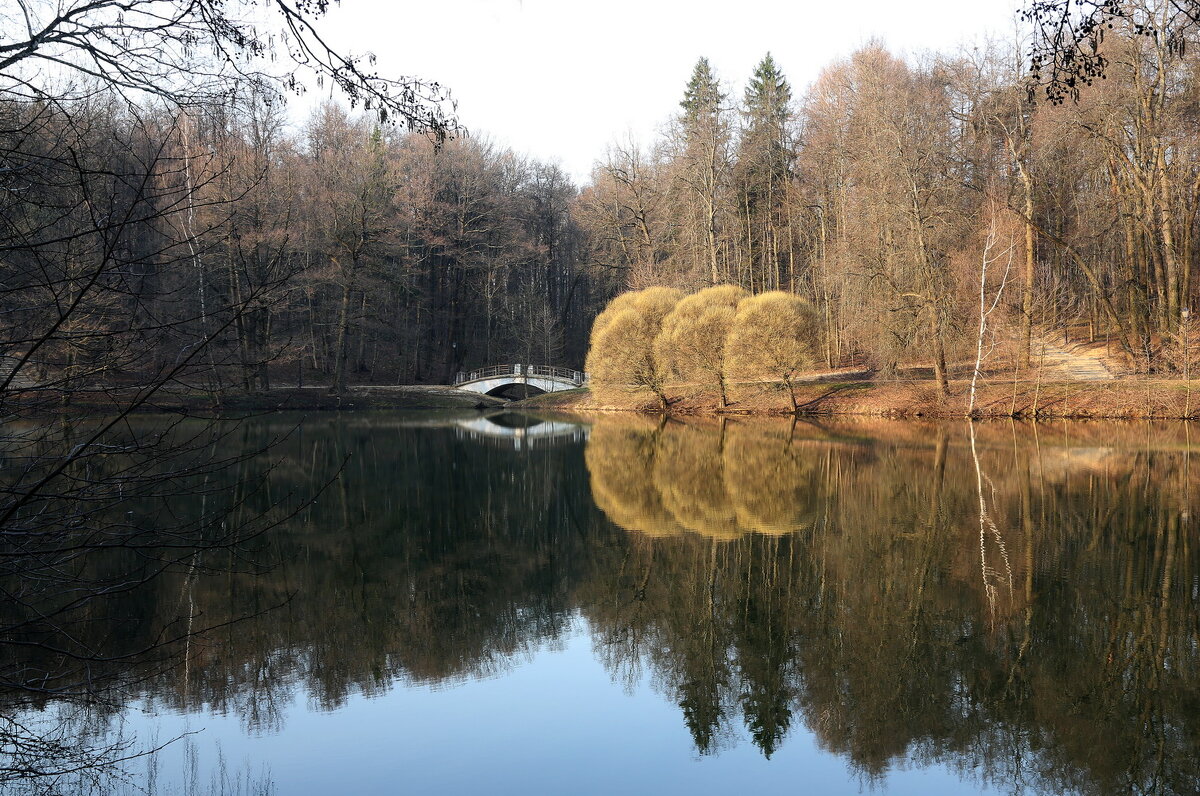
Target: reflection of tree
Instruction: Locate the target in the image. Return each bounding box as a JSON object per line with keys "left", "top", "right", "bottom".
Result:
{"left": 729, "top": 536, "right": 798, "bottom": 758}
{"left": 585, "top": 416, "right": 1200, "bottom": 790}
{"left": 0, "top": 415, "right": 299, "bottom": 785}
{"left": 10, "top": 415, "right": 1200, "bottom": 794}
{"left": 655, "top": 423, "right": 738, "bottom": 537}
{"left": 586, "top": 417, "right": 685, "bottom": 537}
{"left": 724, "top": 425, "right": 819, "bottom": 534}
{"left": 180, "top": 416, "right": 603, "bottom": 716}
{"left": 587, "top": 418, "right": 822, "bottom": 540}
{"left": 970, "top": 422, "right": 1015, "bottom": 622}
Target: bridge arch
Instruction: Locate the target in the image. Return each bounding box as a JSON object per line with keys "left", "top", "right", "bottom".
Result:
{"left": 453, "top": 364, "right": 587, "bottom": 398}
{"left": 483, "top": 382, "right": 547, "bottom": 399}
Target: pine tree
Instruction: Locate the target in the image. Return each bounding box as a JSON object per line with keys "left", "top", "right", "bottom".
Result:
{"left": 744, "top": 53, "right": 792, "bottom": 134}
{"left": 677, "top": 58, "right": 730, "bottom": 285}
{"left": 681, "top": 57, "right": 724, "bottom": 134}
{"left": 737, "top": 54, "right": 794, "bottom": 292}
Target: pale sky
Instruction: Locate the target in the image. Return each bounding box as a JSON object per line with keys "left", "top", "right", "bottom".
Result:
{"left": 313, "top": 0, "right": 1025, "bottom": 183}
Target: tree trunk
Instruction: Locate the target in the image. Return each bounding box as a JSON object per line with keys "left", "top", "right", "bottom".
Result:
{"left": 931, "top": 310, "right": 949, "bottom": 397}
{"left": 331, "top": 255, "right": 357, "bottom": 396}
{"left": 1018, "top": 166, "right": 1037, "bottom": 370}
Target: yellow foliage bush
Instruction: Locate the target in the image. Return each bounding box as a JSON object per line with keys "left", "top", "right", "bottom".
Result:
{"left": 586, "top": 286, "right": 822, "bottom": 412}
{"left": 585, "top": 287, "right": 683, "bottom": 408}
{"left": 654, "top": 284, "right": 748, "bottom": 407}
{"left": 725, "top": 291, "right": 821, "bottom": 412}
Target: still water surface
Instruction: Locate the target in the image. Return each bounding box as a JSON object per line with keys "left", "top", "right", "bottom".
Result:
{"left": 28, "top": 413, "right": 1200, "bottom": 794}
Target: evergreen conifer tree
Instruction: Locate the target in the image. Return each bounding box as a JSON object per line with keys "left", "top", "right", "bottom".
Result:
{"left": 744, "top": 54, "right": 792, "bottom": 131}
{"left": 681, "top": 57, "right": 724, "bottom": 133}
{"left": 737, "top": 54, "right": 794, "bottom": 291}
{"left": 677, "top": 58, "right": 730, "bottom": 284}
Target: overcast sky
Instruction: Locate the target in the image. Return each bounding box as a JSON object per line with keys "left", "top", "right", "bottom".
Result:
{"left": 312, "top": 0, "right": 1024, "bottom": 183}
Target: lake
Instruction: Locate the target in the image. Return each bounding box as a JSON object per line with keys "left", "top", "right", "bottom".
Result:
{"left": 3, "top": 412, "right": 1197, "bottom": 795}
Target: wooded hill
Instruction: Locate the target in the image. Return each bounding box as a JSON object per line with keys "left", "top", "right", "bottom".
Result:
{"left": 577, "top": 17, "right": 1200, "bottom": 386}
{"left": 5, "top": 2, "right": 1200, "bottom": 403}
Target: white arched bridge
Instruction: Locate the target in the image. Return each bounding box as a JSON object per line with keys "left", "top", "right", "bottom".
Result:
{"left": 453, "top": 364, "right": 588, "bottom": 398}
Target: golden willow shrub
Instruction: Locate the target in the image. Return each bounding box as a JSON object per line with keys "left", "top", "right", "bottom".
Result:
{"left": 653, "top": 284, "right": 749, "bottom": 407}
{"left": 725, "top": 291, "right": 821, "bottom": 412}
{"left": 585, "top": 287, "right": 683, "bottom": 408}
{"left": 588, "top": 286, "right": 823, "bottom": 411}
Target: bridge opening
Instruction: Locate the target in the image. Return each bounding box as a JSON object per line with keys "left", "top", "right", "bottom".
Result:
{"left": 484, "top": 383, "right": 546, "bottom": 400}
{"left": 482, "top": 412, "right": 546, "bottom": 429}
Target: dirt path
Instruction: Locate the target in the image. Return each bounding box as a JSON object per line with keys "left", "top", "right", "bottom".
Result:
{"left": 1029, "top": 333, "right": 1121, "bottom": 382}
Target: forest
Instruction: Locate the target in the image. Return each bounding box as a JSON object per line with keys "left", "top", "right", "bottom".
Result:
{"left": 580, "top": 29, "right": 1200, "bottom": 393}
{"left": 5, "top": 1, "right": 1200, "bottom": 405}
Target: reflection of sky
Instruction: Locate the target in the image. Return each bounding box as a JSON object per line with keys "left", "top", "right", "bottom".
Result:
{"left": 121, "top": 623, "right": 995, "bottom": 795}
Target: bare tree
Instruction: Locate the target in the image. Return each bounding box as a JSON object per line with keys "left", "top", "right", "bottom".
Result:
{"left": 301, "top": 105, "right": 393, "bottom": 395}
{"left": 967, "top": 204, "right": 1017, "bottom": 417}
{"left": 0, "top": 0, "right": 455, "bottom": 132}
{"left": 1025, "top": 0, "right": 1200, "bottom": 103}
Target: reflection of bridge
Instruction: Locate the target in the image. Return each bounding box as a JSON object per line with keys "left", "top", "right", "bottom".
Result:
{"left": 455, "top": 414, "right": 589, "bottom": 450}
{"left": 453, "top": 364, "right": 587, "bottom": 397}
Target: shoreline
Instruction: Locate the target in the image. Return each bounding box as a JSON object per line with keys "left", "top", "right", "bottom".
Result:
{"left": 14, "top": 379, "right": 1200, "bottom": 421}
{"left": 4, "top": 385, "right": 507, "bottom": 417}
{"left": 513, "top": 379, "right": 1200, "bottom": 420}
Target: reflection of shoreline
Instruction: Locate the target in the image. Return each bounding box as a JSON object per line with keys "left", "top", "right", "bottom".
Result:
{"left": 13, "top": 414, "right": 1196, "bottom": 796}
{"left": 586, "top": 419, "right": 821, "bottom": 540}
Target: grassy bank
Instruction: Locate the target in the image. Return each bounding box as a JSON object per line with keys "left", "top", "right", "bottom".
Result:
{"left": 9, "top": 385, "right": 506, "bottom": 416}
{"left": 515, "top": 379, "right": 1200, "bottom": 419}
{"left": 27, "top": 379, "right": 1200, "bottom": 420}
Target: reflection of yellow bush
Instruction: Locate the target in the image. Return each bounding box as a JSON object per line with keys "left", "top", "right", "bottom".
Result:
{"left": 585, "top": 419, "right": 687, "bottom": 538}
{"left": 654, "top": 424, "right": 740, "bottom": 539}
{"left": 587, "top": 417, "right": 819, "bottom": 540}
{"left": 724, "top": 426, "right": 816, "bottom": 535}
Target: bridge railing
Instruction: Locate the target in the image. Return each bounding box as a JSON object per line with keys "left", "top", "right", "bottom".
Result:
{"left": 525, "top": 364, "right": 587, "bottom": 383}
{"left": 453, "top": 364, "right": 588, "bottom": 386}
{"left": 455, "top": 364, "right": 520, "bottom": 384}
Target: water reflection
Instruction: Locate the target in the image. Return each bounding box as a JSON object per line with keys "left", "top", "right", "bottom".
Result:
{"left": 587, "top": 418, "right": 821, "bottom": 538}
{"left": 455, "top": 412, "right": 589, "bottom": 449}
{"left": 4, "top": 413, "right": 1198, "bottom": 794}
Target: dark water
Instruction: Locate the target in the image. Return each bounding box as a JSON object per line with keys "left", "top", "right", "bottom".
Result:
{"left": 4, "top": 412, "right": 1199, "bottom": 794}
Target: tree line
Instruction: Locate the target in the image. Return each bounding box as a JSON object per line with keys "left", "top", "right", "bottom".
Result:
{"left": 578, "top": 6, "right": 1200, "bottom": 386}
{"left": 9, "top": 1, "right": 1200, "bottom": 402}
{"left": 0, "top": 93, "right": 602, "bottom": 398}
